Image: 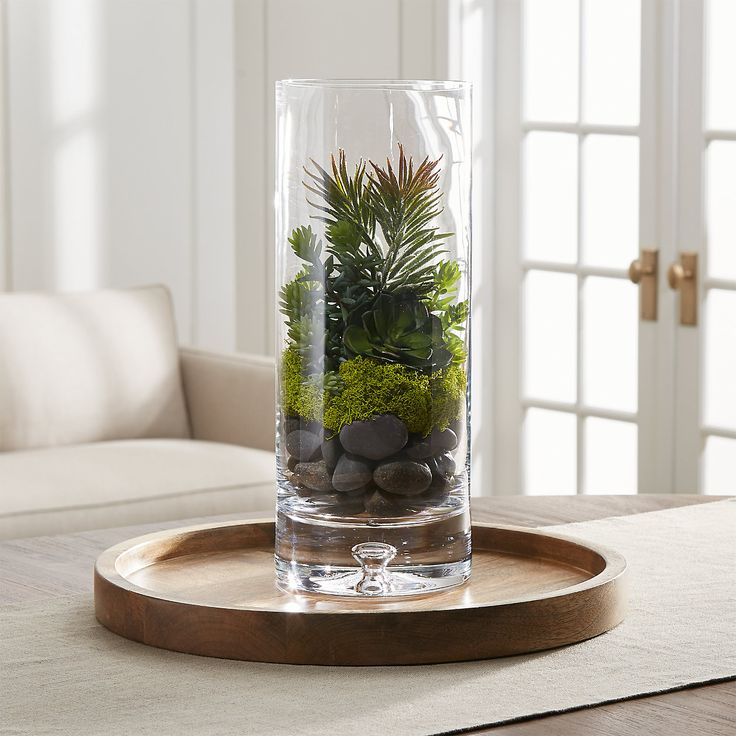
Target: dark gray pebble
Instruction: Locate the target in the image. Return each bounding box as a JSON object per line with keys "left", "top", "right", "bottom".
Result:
{"left": 373, "top": 460, "right": 432, "bottom": 496}
{"left": 339, "top": 414, "right": 408, "bottom": 461}
{"left": 404, "top": 435, "right": 434, "bottom": 460}
{"left": 285, "top": 429, "right": 322, "bottom": 462}
{"left": 321, "top": 434, "right": 343, "bottom": 470}
{"left": 427, "top": 474, "right": 452, "bottom": 494}
{"left": 332, "top": 453, "right": 373, "bottom": 493}
{"left": 283, "top": 416, "right": 324, "bottom": 438}
{"left": 418, "top": 476, "right": 452, "bottom": 504}
{"left": 364, "top": 489, "right": 405, "bottom": 516}
{"left": 282, "top": 416, "right": 301, "bottom": 436}
{"left": 429, "top": 427, "right": 458, "bottom": 452}
{"left": 317, "top": 490, "right": 366, "bottom": 515}
{"left": 293, "top": 460, "right": 334, "bottom": 493}
{"left": 427, "top": 451, "right": 457, "bottom": 479}
{"left": 304, "top": 420, "right": 325, "bottom": 438}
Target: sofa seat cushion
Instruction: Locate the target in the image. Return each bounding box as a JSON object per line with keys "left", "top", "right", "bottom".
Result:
{"left": 0, "top": 440, "right": 275, "bottom": 539}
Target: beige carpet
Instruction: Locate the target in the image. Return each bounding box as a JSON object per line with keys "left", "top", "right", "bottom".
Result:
{"left": 2, "top": 500, "right": 735, "bottom": 736}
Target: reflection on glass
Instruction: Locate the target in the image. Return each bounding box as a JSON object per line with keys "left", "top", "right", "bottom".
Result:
{"left": 582, "top": 0, "right": 641, "bottom": 125}
{"left": 703, "top": 436, "right": 736, "bottom": 493}
{"left": 523, "top": 271, "right": 577, "bottom": 403}
{"left": 523, "top": 0, "right": 579, "bottom": 122}
{"left": 524, "top": 409, "right": 577, "bottom": 494}
{"left": 583, "top": 277, "right": 638, "bottom": 413}
{"left": 584, "top": 417, "right": 637, "bottom": 494}
{"left": 582, "top": 135, "right": 639, "bottom": 268}
{"left": 706, "top": 0, "right": 736, "bottom": 130}
{"left": 706, "top": 142, "right": 736, "bottom": 281}
{"left": 704, "top": 290, "right": 736, "bottom": 430}
{"left": 524, "top": 132, "right": 578, "bottom": 263}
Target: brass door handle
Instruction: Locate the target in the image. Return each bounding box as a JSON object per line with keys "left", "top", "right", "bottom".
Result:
{"left": 667, "top": 252, "right": 697, "bottom": 326}
{"left": 628, "top": 249, "right": 658, "bottom": 321}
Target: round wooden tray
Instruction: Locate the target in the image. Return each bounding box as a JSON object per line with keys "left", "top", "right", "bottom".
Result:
{"left": 94, "top": 519, "right": 627, "bottom": 666}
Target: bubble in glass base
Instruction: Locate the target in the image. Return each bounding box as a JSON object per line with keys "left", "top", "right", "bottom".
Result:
{"left": 275, "top": 556, "right": 471, "bottom": 598}
{"left": 275, "top": 503, "right": 472, "bottom": 598}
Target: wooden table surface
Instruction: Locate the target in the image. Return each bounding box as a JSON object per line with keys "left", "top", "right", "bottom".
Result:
{"left": 2, "top": 494, "right": 733, "bottom": 735}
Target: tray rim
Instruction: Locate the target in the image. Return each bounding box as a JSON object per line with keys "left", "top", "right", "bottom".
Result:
{"left": 94, "top": 518, "right": 627, "bottom": 615}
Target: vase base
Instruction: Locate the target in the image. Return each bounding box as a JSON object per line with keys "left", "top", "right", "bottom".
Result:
{"left": 275, "top": 556, "right": 471, "bottom": 597}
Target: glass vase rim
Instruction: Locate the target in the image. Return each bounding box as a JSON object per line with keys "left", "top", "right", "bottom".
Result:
{"left": 276, "top": 78, "right": 471, "bottom": 92}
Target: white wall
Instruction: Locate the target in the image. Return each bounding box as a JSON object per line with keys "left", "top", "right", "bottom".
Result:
{"left": 2, "top": 0, "right": 236, "bottom": 349}
{"left": 0, "top": 1, "right": 10, "bottom": 292}
{"left": 1, "top": 0, "right": 453, "bottom": 353}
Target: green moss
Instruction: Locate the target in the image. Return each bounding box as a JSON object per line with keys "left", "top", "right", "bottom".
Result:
{"left": 280, "top": 346, "right": 326, "bottom": 422}
{"left": 281, "top": 347, "right": 466, "bottom": 435}
{"left": 323, "top": 357, "right": 432, "bottom": 433}
{"left": 429, "top": 363, "right": 467, "bottom": 431}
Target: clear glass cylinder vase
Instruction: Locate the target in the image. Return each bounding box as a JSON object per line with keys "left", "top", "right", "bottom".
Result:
{"left": 275, "top": 79, "right": 472, "bottom": 596}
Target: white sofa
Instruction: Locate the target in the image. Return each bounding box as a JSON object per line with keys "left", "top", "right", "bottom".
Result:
{"left": 0, "top": 285, "right": 276, "bottom": 539}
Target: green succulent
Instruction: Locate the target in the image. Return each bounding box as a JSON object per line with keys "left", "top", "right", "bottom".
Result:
{"left": 343, "top": 293, "right": 452, "bottom": 371}
{"left": 303, "top": 369, "right": 345, "bottom": 397}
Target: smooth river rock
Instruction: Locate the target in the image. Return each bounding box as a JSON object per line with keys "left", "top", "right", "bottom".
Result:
{"left": 282, "top": 416, "right": 301, "bottom": 436}
{"left": 404, "top": 435, "right": 434, "bottom": 461}
{"left": 404, "top": 428, "right": 459, "bottom": 460}
{"left": 428, "top": 427, "right": 458, "bottom": 452}
{"left": 373, "top": 460, "right": 432, "bottom": 496}
{"left": 321, "top": 434, "right": 343, "bottom": 471}
{"left": 422, "top": 474, "right": 452, "bottom": 500}
{"left": 364, "top": 489, "right": 405, "bottom": 516}
{"left": 293, "top": 459, "right": 334, "bottom": 493}
{"left": 331, "top": 453, "right": 373, "bottom": 493}
{"left": 427, "top": 451, "right": 457, "bottom": 479}
{"left": 339, "top": 414, "right": 408, "bottom": 461}
{"left": 315, "top": 490, "right": 366, "bottom": 515}
{"left": 285, "top": 429, "right": 322, "bottom": 462}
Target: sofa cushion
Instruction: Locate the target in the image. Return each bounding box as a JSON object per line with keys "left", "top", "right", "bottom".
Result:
{"left": 0, "top": 439, "right": 275, "bottom": 539}
{"left": 0, "top": 285, "right": 190, "bottom": 452}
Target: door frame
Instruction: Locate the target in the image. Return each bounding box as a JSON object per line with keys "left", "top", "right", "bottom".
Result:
{"left": 671, "top": 0, "right": 704, "bottom": 492}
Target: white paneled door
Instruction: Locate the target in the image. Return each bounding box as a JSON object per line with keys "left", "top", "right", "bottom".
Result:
{"left": 493, "top": 0, "right": 735, "bottom": 494}
{"left": 676, "top": 0, "right": 736, "bottom": 492}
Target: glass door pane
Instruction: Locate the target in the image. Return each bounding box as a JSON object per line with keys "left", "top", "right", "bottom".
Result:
{"left": 582, "top": 277, "right": 638, "bottom": 413}
{"left": 523, "top": 0, "right": 579, "bottom": 122}
{"left": 581, "top": 135, "right": 639, "bottom": 269}
{"left": 582, "top": 0, "right": 641, "bottom": 125}
{"left": 706, "top": 0, "right": 736, "bottom": 130}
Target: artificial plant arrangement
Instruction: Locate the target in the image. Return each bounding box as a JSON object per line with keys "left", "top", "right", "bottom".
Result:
{"left": 279, "top": 145, "right": 468, "bottom": 514}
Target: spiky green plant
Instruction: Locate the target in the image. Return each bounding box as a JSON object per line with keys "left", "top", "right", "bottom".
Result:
{"left": 281, "top": 146, "right": 468, "bottom": 379}
{"left": 366, "top": 146, "right": 451, "bottom": 293}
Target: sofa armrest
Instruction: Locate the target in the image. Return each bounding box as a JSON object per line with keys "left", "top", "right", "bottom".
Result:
{"left": 180, "top": 348, "right": 275, "bottom": 452}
